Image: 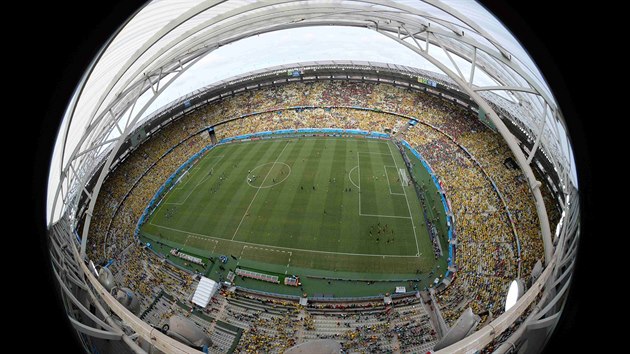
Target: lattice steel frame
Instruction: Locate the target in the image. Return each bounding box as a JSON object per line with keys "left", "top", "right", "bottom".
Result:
{"left": 47, "top": 1, "right": 580, "bottom": 353}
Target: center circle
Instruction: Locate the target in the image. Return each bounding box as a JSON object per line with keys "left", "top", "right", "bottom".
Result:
{"left": 246, "top": 162, "right": 291, "bottom": 189}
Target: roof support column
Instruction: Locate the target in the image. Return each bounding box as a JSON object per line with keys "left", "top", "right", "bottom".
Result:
{"left": 79, "top": 55, "right": 205, "bottom": 257}
{"left": 527, "top": 106, "right": 548, "bottom": 164}
{"left": 468, "top": 46, "right": 476, "bottom": 86}
{"left": 379, "top": 30, "right": 553, "bottom": 265}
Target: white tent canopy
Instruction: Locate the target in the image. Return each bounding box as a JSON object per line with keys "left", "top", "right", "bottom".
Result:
{"left": 192, "top": 277, "right": 219, "bottom": 308}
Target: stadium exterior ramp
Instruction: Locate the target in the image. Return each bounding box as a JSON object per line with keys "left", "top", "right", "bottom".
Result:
{"left": 46, "top": 1, "right": 581, "bottom": 353}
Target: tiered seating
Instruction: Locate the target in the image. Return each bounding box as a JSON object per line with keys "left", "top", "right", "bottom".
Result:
{"left": 209, "top": 325, "right": 238, "bottom": 353}
{"left": 85, "top": 79, "right": 552, "bottom": 351}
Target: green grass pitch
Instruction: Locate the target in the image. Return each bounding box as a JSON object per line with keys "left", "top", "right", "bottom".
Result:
{"left": 140, "top": 136, "right": 446, "bottom": 296}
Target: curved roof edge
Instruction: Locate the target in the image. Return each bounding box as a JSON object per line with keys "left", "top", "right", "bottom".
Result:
{"left": 141, "top": 60, "right": 565, "bottom": 183}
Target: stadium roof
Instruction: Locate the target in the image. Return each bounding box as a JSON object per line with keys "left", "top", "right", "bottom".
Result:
{"left": 48, "top": 0, "right": 577, "bottom": 264}
{"left": 45, "top": 3, "right": 583, "bottom": 352}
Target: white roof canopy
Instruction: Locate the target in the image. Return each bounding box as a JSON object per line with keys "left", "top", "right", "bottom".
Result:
{"left": 45, "top": 3, "right": 582, "bottom": 352}
{"left": 47, "top": 0, "right": 578, "bottom": 266}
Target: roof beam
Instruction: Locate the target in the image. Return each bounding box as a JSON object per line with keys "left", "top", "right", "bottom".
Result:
{"left": 79, "top": 54, "right": 205, "bottom": 256}
{"left": 473, "top": 85, "right": 538, "bottom": 95}
{"left": 63, "top": 2, "right": 559, "bottom": 200}
{"left": 430, "top": 31, "right": 466, "bottom": 81}
{"left": 378, "top": 29, "right": 553, "bottom": 264}
{"left": 421, "top": 0, "right": 511, "bottom": 59}
{"left": 468, "top": 46, "right": 476, "bottom": 86}
{"left": 55, "top": 0, "right": 565, "bottom": 269}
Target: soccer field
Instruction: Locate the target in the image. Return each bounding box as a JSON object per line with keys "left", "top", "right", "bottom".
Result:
{"left": 140, "top": 136, "right": 445, "bottom": 296}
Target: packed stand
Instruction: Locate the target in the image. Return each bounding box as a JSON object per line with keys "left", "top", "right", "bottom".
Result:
{"left": 86, "top": 79, "right": 549, "bottom": 342}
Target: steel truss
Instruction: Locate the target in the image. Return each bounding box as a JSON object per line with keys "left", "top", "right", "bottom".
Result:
{"left": 47, "top": 1, "right": 580, "bottom": 353}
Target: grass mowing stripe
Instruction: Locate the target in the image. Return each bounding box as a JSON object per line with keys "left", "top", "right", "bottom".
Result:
{"left": 358, "top": 149, "right": 378, "bottom": 215}
{"left": 341, "top": 139, "right": 360, "bottom": 251}
{"left": 298, "top": 140, "right": 327, "bottom": 245}
{"left": 357, "top": 150, "right": 362, "bottom": 214}
{"left": 206, "top": 142, "right": 269, "bottom": 235}
{"left": 245, "top": 141, "right": 298, "bottom": 245}
{"left": 140, "top": 136, "right": 446, "bottom": 296}
{"left": 232, "top": 141, "right": 290, "bottom": 240}
{"left": 314, "top": 138, "right": 341, "bottom": 249}
{"left": 168, "top": 155, "right": 225, "bottom": 205}
{"left": 191, "top": 141, "right": 268, "bottom": 235}
{"left": 148, "top": 222, "right": 419, "bottom": 257}
{"left": 320, "top": 138, "right": 345, "bottom": 249}
{"left": 387, "top": 140, "right": 420, "bottom": 256}
{"left": 282, "top": 139, "right": 317, "bottom": 243}
{"left": 264, "top": 141, "right": 305, "bottom": 248}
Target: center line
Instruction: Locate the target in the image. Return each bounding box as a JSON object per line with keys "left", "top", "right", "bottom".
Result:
{"left": 232, "top": 141, "right": 290, "bottom": 240}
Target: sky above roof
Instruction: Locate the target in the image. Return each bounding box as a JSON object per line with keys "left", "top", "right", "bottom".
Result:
{"left": 47, "top": 0, "right": 577, "bottom": 224}
{"left": 137, "top": 25, "right": 500, "bottom": 120}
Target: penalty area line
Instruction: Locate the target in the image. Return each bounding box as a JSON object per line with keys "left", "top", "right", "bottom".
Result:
{"left": 149, "top": 222, "right": 419, "bottom": 258}
{"left": 387, "top": 140, "right": 420, "bottom": 256}
{"left": 348, "top": 166, "right": 360, "bottom": 189}
{"left": 286, "top": 251, "right": 292, "bottom": 275}
{"left": 359, "top": 213, "right": 412, "bottom": 219}
{"left": 232, "top": 142, "right": 290, "bottom": 240}
{"left": 384, "top": 165, "right": 405, "bottom": 195}
{"left": 168, "top": 155, "right": 225, "bottom": 205}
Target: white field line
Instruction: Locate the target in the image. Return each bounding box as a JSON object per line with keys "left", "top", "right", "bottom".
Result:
{"left": 166, "top": 155, "right": 225, "bottom": 205}
{"left": 211, "top": 238, "right": 219, "bottom": 254}
{"left": 275, "top": 138, "right": 383, "bottom": 143}
{"left": 357, "top": 152, "right": 361, "bottom": 215}
{"left": 348, "top": 166, "right": 360, "bottom": 189}
{"left": 150, "top": 223, "right": 418, "bottom": 258}
{"left": 186, "top": 234, "right": 218, "bottom": 245}
{"left": 286, "top": 252, "right": 292, "bottom": 274}
{"left": 232, "top": 142, "right": 290, "bottom": 240}
{"left": 359, "top": 213, "right": 411, "bottom": 219}
{"left": 241, "top": 245, "right": 293, "bottom": 274}
{"left": 387, "top": 141, "right": 421, "bottom": 256}
{"left": 384, "top": 165, "right": 393, "bottom": 194}
{"left": 174, "top": 167, "right": 199, "bottom": 191}
{"left": 384, "top": 165, "right": 405, "bottom": 195}
{"left": 175, "top": 155, "right": 224, "bottom": 190}
{"left": 357, "top": 155, "right": 407, "bottom": 218}
{"left": 152, "top": 195, "right": 170, "bottom": 218}
{"left": 398, "top": 168, "right": 410, "bottom": 187}
{"left": 243, "top": 245, "right": 291, "bottom": 254}
{"left": 236, "top": 245, "right": 246, "bottom": 266}
{"left": 174, "top": 154, "right": 222, "bottom": 190}
{"left": 357, "top": 151, "right": 394, "bottom": 155}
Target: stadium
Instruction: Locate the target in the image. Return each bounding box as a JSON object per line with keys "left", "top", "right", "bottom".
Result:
{"left": 44, "top": 1, "right": 582, "bottom": 353}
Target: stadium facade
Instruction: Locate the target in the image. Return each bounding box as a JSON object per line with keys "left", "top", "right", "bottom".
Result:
{"left": 46, "top": 1, "right": 580, "bottom": 353}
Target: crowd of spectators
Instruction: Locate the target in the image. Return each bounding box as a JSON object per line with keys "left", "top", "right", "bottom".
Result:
{"left": 235, "top": 310, "right": 300, "bottom": 352}
{"left": 85, "top": 79, "right": 554, "bottom": 348}
{"left": 225, "top": 291, "right": 436, "bottom": 353}
{"left": 213, "top": 107, "right": 408, "bottom": 140}
{"left": 458, "top": 130, "right": 545, "bottom": 275}
{"left": 406, "top": 125, "right": 514, "bottom": 324}
{"left": 401, "top": 106, "right": 557, "bottom": 325}
{"left": 88, "top": 115, "right": 217, "bottom": 305}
